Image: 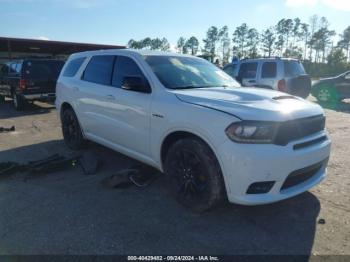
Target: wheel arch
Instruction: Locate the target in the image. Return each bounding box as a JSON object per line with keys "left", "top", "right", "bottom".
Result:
{"left": 160, "top": 130, "right": 221, "bottom": 171}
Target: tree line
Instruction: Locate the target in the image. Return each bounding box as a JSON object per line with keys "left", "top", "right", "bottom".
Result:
{"left": 127, "top": 15, "right": 350, "bottom": 76}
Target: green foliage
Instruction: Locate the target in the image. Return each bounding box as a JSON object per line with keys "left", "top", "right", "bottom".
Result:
{"left": 186, "top": 37, "right": 199, "bottom": 56}
{"left": 127, "top": 15, "right": 350, "bottom": 77}
{"left": 203, "top": 26, "right": 220, "bottom": 62}
{"left": 127, "top": 37, "right": 170, "bottom": 51}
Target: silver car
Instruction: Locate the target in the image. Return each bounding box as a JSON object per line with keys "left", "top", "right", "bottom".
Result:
{"left": 223, "top": 58, "right": 311, "bottom": 98}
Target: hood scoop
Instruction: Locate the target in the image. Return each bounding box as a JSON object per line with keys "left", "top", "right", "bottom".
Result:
{"left": 273, "top": 95, "right": 298, "bottom": 101}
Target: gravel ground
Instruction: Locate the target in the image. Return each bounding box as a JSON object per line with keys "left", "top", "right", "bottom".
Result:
{"left": 0, "top": 98, "right": 349, "bottom": 256}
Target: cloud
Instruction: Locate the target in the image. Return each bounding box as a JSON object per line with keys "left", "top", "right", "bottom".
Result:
{"left": 322, "top": 0, "right": 350, "bottom": 11}
{"left": 36, "top": 36, "right": 50, "bottom": 40}
{"left": 286, "top": 0, "right": 350, "bottom": 10}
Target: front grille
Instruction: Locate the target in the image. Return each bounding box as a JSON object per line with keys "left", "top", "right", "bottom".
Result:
{"left": 274, "top": 115, "right": 325, "bottom": 146}
{"left": 281, "top": 159, "right": 326, "bottom": 191}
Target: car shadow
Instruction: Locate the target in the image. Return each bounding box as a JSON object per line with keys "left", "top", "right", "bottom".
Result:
{"left": 0, "top": 99, "right": 55, "bottom": 119}
{"left": 0, "top": 140, "right": 320, "bottom": 255}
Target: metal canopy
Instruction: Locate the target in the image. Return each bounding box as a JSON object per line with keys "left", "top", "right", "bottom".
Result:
{"left": 0, "top": 36, "right": 125, "bottom": 57}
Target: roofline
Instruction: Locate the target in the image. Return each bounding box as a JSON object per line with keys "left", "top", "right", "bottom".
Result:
{"left": 0, "top": 36, "right": 125, "bottom": 49}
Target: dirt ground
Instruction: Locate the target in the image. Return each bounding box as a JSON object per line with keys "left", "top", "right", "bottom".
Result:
{"left": 0, "top": 98, "right": 349, "bottom": 256}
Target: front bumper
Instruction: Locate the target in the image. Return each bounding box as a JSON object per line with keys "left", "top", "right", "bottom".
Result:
{"left": 217, "top": 131, "right": 331, "bottom": 205}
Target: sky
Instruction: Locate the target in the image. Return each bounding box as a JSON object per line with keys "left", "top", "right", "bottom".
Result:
{"left": 1, "top": 0, "right": 350, "bottom": 49}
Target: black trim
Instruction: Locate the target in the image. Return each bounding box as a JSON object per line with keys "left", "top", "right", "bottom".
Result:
{"left": 293, "top": 136, "right": 327, "bottom": 150}
{"left": 281, "top": 159, "right": 327, "bottom": 191}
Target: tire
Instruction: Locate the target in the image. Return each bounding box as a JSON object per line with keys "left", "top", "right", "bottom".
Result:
{"left": 315, "top": 84, "right": 339, "bottom": 103}
{"left": 61, "top": 108, "right": 85, "bottom": 150}
{"left": 12, "top": 91, "right": 26, "bottom": 110}
{"left": 164, "top": 137, "right": 226, "bottom": 212}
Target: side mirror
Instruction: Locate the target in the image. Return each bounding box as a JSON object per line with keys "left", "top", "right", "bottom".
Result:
{"left": 345, "top": 74, "right": 350, "bottom": 80}
{"left": 122, "top": 76, "right": 151, "bottom": 93}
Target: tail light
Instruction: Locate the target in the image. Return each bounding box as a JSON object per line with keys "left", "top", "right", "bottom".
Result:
{"left": 19, "top": 79, "right": 26, "bottom": 90}
{"left": 277, "top": 79, "right": 286, "bottom": 92}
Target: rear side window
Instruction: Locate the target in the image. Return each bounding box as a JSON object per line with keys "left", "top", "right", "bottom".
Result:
{"left": 261, "top": 62, "right": 277, "bottom": 78}
{"left": 23, "top": 60, "right": 65, "bottom": 79}
{"left": 112, "top": 56, "right": 145, "bottom": 87}
{"left": 284, "top": 61, "right": 306, "bottom": 77}
{"left": 83, "top": 55, "right": 115, "bottom": 85}
{"left": 63, "top": 57, "right": 85, "bottom": 77}
{"left": 238, "top": 62, "right": 258, "bottom": 78}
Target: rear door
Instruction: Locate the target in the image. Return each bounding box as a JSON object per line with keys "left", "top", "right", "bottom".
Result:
{"left": 237, "top": 62, "right": 258, "bottom": 87}
{"left": 259, "top": 61, "right": 277, "bottom": 89}
{"left": 22, "top": 60, "right": 65, "bottom": 94}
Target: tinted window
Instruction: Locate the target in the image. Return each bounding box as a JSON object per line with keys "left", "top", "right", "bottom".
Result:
{"left": 112, "top": 56, "right": 145, "bottom": 87}
{"left": 238, "top": 62, "right": 258, "bottom": 78}
{"left": 261, "top": 62, "right": 277, "bottom": 78}
{"left": 144, "top": 56, "right": 239, "bottom": 89}
{"left": 23, "top": 60, "right": 65, "bottom": 79}
{"left": 63, "top": 57, "right": 85, "bottom": 77}
{"left": 284, "top": 61, "right": 305, "bottom": 77}
{"left": 83, "top": 56, "right": 115, "bottom": 85}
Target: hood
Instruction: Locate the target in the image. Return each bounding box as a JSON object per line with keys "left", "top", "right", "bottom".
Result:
{"left": 172, "top": 87, "right": 324, "bottom": 122}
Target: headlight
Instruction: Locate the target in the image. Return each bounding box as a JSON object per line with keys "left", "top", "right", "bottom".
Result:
{"left": 225, "top": 121, "right": 278, "bottom": 144}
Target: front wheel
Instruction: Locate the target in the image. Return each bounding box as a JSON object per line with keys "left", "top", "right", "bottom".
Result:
{"left": 61, "top": 108, "right": 85, "bottom": 150}
{"left": 164, "top": 137, "right": 226, "bottom": 212}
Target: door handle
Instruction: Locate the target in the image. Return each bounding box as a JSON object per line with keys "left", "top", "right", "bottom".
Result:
{"left": 248, "top": 80, "right": 256, "bottom": 83}
{"left": 105, "top": 94, "right": 116, "bottom": 100}
{"left": 72, "top": 86, "right": 79, "bottom": 91}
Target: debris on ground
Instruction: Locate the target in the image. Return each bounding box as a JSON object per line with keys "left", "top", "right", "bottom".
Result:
{"left": 318, "top": 218, "right": 326, "bottom": 225}
{"left": 0, "top": 162, "right": 23, "bottom": 176}
{"left": 0, "top": 126, "right": 15, "bottom": 133}
{"left": 102, "top": 164, "right": 160, "bottom": 189}
{"left": 79, "top": 151, "right": 101, "bottom": 175}
{"left": 0, "top": 151, "right": 103, "bottom": 179}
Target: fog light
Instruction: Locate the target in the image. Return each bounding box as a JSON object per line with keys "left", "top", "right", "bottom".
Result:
{"left": 246, "top": 181, "right": 275, "bottom": 194}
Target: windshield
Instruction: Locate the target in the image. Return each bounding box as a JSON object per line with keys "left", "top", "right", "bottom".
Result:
{"left": 144, "top": 55, "right": 240, "bottom": 89}
{"left": 284, "top": 60, "right": 306, "bottom": 77}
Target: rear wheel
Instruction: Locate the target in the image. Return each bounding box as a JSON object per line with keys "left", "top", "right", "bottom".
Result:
{"left": 164, "top": 137, "right": 226, "bottom": 212}
{"left": 12, "top": 91, "right": 26, "bottom": 111}
{"left": 61, "top": 108, "right": 85, "bottom": 150}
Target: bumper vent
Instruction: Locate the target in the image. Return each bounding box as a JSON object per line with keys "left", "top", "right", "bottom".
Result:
{"left": 274, "top": 115, "right": 325, "bottom": 146}
{"left": 281, "top": 159, "right": 326, "bottom": 191}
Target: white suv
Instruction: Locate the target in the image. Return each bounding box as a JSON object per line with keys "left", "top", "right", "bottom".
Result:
{"left": 56, "top": 49, "right": 331, "bottom": 212}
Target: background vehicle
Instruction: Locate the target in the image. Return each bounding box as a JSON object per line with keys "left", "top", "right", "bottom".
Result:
{"left": 312, "top": 71, "right": 350, "bottom": 102}
{"left": 56, "top": 50, "right": 330, "bottom": 212}
{"left": 223, "top": 58, "right": 311, "bottom": 98}
{"left": 0, "top": 59, "right": 65, "bottom": 110}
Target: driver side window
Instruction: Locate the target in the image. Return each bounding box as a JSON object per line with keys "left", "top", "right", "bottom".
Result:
{"left": 112, "top": 56, "right": 150, "bottom": 91}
